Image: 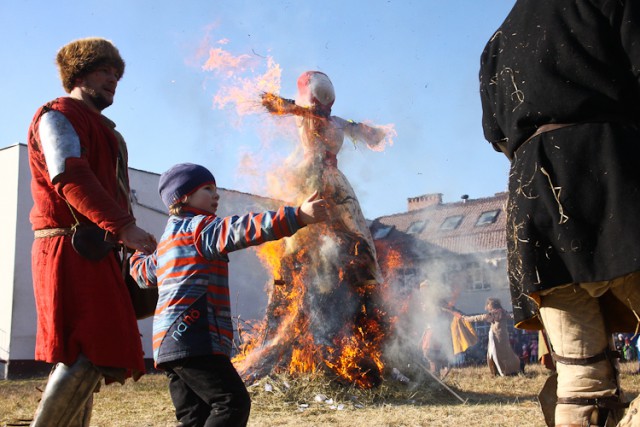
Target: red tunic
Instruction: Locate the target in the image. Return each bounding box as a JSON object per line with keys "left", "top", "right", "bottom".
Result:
{"left": 28, "top": 97, "right": 144, "bottom": 376}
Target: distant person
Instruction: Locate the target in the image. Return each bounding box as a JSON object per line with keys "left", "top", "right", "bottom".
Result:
{"left": 636, "top": 338, "right": 640, "bottom": 375}
{"left": 615, "top": 333, "right": 625, "bottom": 353}
{"left": 519, "top": 344, "right": 529, "bottom": 373}
{"left": 420, "top": 325, "right": 448, "bottom": 377}
{"left": 27, "top": 37, "right": 157, "bottom": 426}
{"left": 479, "top": 1, "right": 640, "bottom": 425}
{"left": 529, "top": 339, "right": 538, "bottom": 365}
{"left": 459, "top": 298, "right": 520, "bottom": 376}
{"left": 417, "top": 282, "right": 456, "bottom": 378}
{"left": 130, "top": 163, "right": 328, "bottom": 427}
{"left": 623, "top": 339, "right": 637, "bottom": 363}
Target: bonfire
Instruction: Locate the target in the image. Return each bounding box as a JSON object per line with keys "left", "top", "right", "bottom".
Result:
{"left": 202, "top": 45, "right": 400, "bottom": 388}
{"left": 232, "top": 71, "right": 396, "bottom": 388}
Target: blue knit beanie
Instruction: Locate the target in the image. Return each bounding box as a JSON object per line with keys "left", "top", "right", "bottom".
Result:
{"left": 158, "top": 163, "right": 216, "bottom": 209}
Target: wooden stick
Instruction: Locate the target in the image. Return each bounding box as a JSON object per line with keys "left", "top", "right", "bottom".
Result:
{"left": 440, "top": 366, "right": 451, "bottom": 381}
{"left": 417, "top": 362, "right": 467, "bottom": 404}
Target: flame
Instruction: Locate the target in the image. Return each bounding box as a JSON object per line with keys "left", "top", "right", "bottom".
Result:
{"left": 202, "top": 47, "right": 253, "bottom": 76}
{"left": 260, "top": 92, "right": 295, "bottom": 116}
{"left": 379, "top": 245, "right": 403, "bottom": 273}
{"left": 202, "top": 44, "right": 282, "bottom": 116}
{"left": 325, "top": 318, "right": 385, "bottom": 388}
{"left": 256, "top": 241, "right": 285, "bottom": 280}
{"left": 232, "top": 226, "right": 388, "bottom": 389}
{"left": 289, "top": 347, "right": 318, "bottom": 375}
{"left": 202, "top": 39, "right": 391, "bottom": 389}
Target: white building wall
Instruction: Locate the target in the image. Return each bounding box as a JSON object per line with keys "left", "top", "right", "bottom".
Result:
{"left": 11, "top": 146, "right": 38, "bottom": 362}
{"left": 0, "top": 145, "right": 20, "bottom": 379}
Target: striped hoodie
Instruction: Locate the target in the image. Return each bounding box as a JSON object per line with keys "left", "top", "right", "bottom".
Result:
{"left": 130, "top": 205, "right": 304, "bottom": 366}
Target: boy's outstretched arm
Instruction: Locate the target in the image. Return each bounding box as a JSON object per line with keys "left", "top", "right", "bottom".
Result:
{"left": 298, "top": 191, "right": 329, "bottom": 225}
{"left": 197, "top": 192, "right": 329, "bottom": 257}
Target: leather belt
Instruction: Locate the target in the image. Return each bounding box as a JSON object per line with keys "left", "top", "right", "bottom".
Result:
{"left": 498, "top": 123, "right": 576, "bottom": 160}
{"left": 552, "top": 349, "right": 620, "bottom": 366}
{"left": 521, "top": 123, "right": 576, "bottom": 147}
{"left": 34, "top": 227, "right": 73, "bottom": 239}
{"left": 556, "top": 395, "right": 628, "bottom": 410}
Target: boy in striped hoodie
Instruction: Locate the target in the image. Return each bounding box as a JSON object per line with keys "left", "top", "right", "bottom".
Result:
{"left": 130, "top": 163, "right": 328, "bottom": 427}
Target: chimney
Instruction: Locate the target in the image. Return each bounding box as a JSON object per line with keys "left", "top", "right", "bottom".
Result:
{"left": 407, "top": 193, "right": 443, "bottom": 211}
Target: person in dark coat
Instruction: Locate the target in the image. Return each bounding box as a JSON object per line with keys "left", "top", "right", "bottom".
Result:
{"left": 479, "top": 1, "right": 640, "bottom": 425}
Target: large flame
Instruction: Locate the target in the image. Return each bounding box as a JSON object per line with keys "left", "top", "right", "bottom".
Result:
{"left": 232, "top": 226, "right": 388, "bottom": 388}
{"left": 202, "top": 39, "right": 395, "bottom": 388}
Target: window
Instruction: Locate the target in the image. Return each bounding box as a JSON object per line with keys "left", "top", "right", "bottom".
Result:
{"left": 476, "top": 209, "right": 500, "bottom": 226}
{"left": 372, "top": 225, "right": 394, "bottom": 239}
{"left": 406, "top": 220, "right": 426, "bottom": 235}
{"left": 468, "top": 282, "right": 492, "bottom": 291}
{"left": 440, "top": 215, "right": 463, "bottom": 230}
{"left": 464, "top": 261, "right": 492, "bottom": 292}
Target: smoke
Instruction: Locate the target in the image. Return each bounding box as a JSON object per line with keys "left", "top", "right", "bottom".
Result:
{"left": 314, "top": 235, "right": 341, "bottom": 294}
{"left": 380, "top": 256, "right": 460, "bottom": 370}
{"left": 377, "top": 209, "right": 507, "bottom": 373}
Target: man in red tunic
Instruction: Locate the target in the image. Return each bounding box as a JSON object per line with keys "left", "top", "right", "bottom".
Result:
{"left": 27, "top": 37, "right": 157, "bottom": 426}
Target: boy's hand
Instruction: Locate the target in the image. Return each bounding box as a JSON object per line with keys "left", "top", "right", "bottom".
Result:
{"left": 298, "top": 191, "right": 329, "bottom": 225}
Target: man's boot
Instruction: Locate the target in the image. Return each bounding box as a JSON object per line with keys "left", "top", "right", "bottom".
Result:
{"left": 67, "top": 393, "right": 94, "bottom": 427}
{"left": 31, "top": 354, "right": 102, "bottom": 427}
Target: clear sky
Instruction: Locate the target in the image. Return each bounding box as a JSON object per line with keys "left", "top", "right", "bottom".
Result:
{"left": 1, "top": 0, "right": 516, "bottom": 219}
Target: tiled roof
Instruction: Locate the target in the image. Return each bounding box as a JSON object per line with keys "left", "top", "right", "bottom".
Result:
{"left": 372, "top": 192, "right": 508, "bottom": 255}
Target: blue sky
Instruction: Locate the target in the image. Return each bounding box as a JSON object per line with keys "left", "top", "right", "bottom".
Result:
{"left": 1, "top": 0, "right": 515, "bottom": 219}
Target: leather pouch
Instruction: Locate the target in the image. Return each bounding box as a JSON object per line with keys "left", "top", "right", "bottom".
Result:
{"left": 71, "top": 224, "right": 116, "bottom": 261}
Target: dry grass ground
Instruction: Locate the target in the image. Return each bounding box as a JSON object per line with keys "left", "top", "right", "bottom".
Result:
{"left": 2, "top": 362, "right": 640, "bottom": 427}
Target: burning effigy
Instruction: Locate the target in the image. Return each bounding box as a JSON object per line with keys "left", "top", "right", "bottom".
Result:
{"left": 233, "top": 71, "right": 395, "bottom": 388}
{"left": 200, "top": 41, "right": 401, "bottom": 387}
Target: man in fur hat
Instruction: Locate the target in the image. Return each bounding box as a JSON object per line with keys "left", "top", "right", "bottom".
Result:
{"left": 27, "top": 37, "right": 157, "bottom": 426}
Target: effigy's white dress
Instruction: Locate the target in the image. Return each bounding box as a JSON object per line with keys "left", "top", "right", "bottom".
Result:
{"left": 293, "top": 113, "right": 383, "bottom": 283}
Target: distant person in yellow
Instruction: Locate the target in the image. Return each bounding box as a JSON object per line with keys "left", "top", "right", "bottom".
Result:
{"left": 460, "top": 298, "right": 520, "bottom": 376}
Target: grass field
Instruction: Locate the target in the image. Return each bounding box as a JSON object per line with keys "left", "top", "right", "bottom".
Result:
{"left": 2, "top": 362, "right": 640, "bottom": 426}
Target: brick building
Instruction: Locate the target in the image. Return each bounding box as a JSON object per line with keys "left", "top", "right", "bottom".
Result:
{"left": 372, "top": 191, "right": 510, "bottom": 315}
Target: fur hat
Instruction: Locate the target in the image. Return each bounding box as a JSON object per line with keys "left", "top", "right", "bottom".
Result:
{"left": 158, "top": 163, "right": 216, "bottom": 209}
{"left": 56, "top": 37, "right": 125, "bottom": 93}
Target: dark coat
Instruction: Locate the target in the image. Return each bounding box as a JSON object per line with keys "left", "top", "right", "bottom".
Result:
{"left": 479, "top": 0, "right": 640, "bottom": 328}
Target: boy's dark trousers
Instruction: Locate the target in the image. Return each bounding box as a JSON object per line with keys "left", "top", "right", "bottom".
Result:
{"left": 163, "top": 354, "right": 251, "bottom": 427}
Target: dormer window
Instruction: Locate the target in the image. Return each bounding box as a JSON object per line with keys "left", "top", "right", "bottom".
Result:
{"left": 372, "top": 225, "right": 394, "bottom": 239}
{"left": 407, "top": 220, "right": 427, "bottom": 235}
{"left": 476, "top": 209, "right": 500, "bottom": 226}
{"left": 440, "top": 215, "right": 463, "bottom": 230}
